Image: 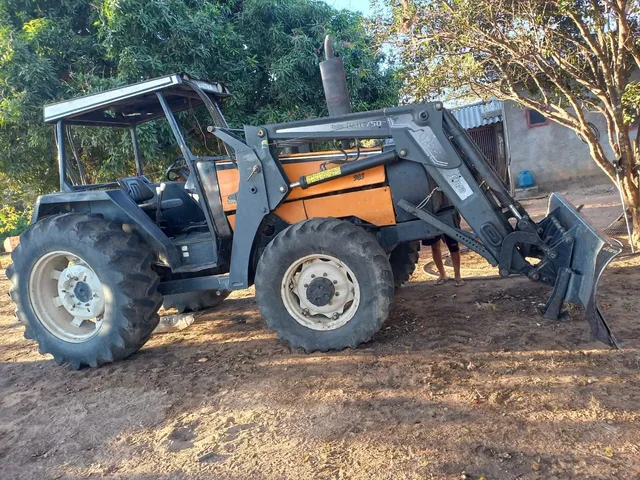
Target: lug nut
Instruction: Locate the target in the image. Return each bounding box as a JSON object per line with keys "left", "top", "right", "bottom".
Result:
{"left": 335, "top": 292, "right": 340, "bottom": 296}
{"left": 304, "top": 284, "right": 308, "bottom": 288}
{"left": 311, "top": 274, "right": 315, "bottom": 278}
{"left": 333, "top": 280, "right": 338, "bottom": 284}
{"left": 323, "top": 272, "right": 327, "bottom": 277}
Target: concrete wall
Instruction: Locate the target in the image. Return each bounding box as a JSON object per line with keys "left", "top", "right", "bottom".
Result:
{"left": 504, "top": 101, "right": 613, "bottom": 191}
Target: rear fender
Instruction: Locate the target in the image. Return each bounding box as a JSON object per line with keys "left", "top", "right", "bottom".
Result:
{"left": 33, "top": 190, "right": 182, "bottom": 268}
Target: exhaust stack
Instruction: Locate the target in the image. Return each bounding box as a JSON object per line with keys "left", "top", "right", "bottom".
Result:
{"left": 320, "top": 35, "right": 351, "bottom": 148}
{"left": 320, "top": 35, "right": 352, "bottom": 117}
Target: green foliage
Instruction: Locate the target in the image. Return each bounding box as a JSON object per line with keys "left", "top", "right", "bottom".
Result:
{"left": 0, "top": 205, "right": 29, "bottom": 235}
{"left": 0, "top": 204, "right": 31, "bottom": 250}
{"left": 0, "top": 0, "right": 399, "bottom": 201}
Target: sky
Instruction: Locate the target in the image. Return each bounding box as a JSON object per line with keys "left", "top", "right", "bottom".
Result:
{"left": 327, "top": 0, "right": 373, "bottom": 16}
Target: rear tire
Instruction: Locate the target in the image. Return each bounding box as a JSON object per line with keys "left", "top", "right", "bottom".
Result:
{"left": 389, "top": 241, "right": 420, "bottom": 289}
{"left": 6, "top": 213, "right": 162, "bottom": 369}
{"left": 162, "top": 290, "right": 230, "bottom": 313}
{"left": 255, "top": 218, "right": 394, "bottom": 352}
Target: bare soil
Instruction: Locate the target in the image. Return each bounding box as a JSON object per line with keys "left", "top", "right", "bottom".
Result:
{"left": 1, "top": 186, "right": 639, "bottom": 480}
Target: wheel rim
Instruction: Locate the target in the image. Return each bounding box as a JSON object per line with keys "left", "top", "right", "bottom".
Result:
{"left": 281, "top": 254, "right": 360, "bottom": 331}
{"left": 29, "top": 251, "right": 105, "bottom": 343}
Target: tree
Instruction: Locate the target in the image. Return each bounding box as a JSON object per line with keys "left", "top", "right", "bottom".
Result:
{"left": 0, "top": 0, "right": 398, "bottom": 199}
{"left": 375, "top": 0, "right": 640, "bottom": 246}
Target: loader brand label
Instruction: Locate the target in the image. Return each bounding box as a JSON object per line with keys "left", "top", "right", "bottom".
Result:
{"left": 331, "top": 120, "right": 385, "bottom": 131}
{"left": 276, "top": 118, "right": 386, "bottom": 134}
{"left": 306, "top": 166, "right": 342, "bottom": 185}
{"left": 441, "top": 168, "right": 473, "bottom": 201}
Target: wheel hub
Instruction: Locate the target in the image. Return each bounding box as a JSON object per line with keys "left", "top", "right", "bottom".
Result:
{"left": 281, "top": 254, "right": 361, "bottom": 331}
{"left": 57, "top": 264, "right": 105, "bottom": 320}
{"left": 73, "top": 281, "right": 92, "bottom": 303}
{"left": 305, "top": 277, "right": 335, "bottom": 307}
{"left": 29, "top": 251, "right": 105, "bottom": 343}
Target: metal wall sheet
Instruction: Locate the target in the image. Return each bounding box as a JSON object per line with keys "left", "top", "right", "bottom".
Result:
{"left": 451, "top": 99, "right": 503, "bottom": 130}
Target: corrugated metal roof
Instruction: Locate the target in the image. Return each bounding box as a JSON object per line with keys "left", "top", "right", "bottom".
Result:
{"left": 451, "top": 99, "right": 503, "bottom": 130}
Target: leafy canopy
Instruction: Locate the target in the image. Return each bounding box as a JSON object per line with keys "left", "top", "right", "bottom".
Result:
{"left": 0, "top": 0, "right": 398, "bottom": 198}
{"left": 375, "top": 0, "right": 640, "bottom": 237}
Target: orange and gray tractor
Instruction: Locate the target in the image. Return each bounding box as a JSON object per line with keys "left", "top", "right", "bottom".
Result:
{"left": 6, "top": 45, "right": 621, "bottom": 369}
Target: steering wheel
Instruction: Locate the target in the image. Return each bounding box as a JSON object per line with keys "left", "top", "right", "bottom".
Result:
{"left": 166, "top": 156, "right": 190, "bottom": 182}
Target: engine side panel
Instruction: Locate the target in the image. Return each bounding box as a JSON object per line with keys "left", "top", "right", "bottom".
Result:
{"left": 226, "top": 186, "right": 396, "bottom": 229}
{"left": 303, "top": 187, "right": 395, "bottom": 225}
{"left": 217, "top": 159, "right": 387, "bottom": 213}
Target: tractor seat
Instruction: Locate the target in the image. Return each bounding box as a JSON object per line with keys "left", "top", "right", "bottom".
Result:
{"left": 117, "top": 177, "right": 183, "bottom": 211}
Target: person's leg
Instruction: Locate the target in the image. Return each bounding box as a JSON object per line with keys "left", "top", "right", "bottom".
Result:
{"left": 444, "top": 235, "right": 464, "bottom": 286}
{"left": 450, "top": 250, "right": 463, "bottom": 282}
{"left": 430, "top": 240, "right": 449, "bottom": 284}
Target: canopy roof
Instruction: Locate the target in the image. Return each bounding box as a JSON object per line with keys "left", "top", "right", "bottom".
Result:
{"left": 43, "top": 74, "right": 231, "bottom": 127}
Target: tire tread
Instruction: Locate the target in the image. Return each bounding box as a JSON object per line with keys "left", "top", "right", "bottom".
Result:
{"left": 255, "top": 218, "right": 394, "bottom": 352}
{"left": 5, "top": 213, "right": 162, "bottom": 369}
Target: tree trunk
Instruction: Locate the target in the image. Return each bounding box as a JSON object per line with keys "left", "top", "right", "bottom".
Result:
{"left": 583, "top": 133, "right": 640, "bottom": 249}
{"left": 632, "top": 206, "right": 640, "bottom": 248}
{"left": 619, "top": 170, "right": 640, "bottom": 249}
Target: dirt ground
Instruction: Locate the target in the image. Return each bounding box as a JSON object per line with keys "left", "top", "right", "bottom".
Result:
{"left": 1, "top": 186, "right": 639, "bottom": 480}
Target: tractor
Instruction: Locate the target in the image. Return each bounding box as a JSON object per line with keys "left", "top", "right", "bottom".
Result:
{"left": 6, "top": 44, "right": 621, "bottom": 369}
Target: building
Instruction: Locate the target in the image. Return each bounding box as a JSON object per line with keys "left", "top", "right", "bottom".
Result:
{"left": 451, "top": 99, "right": 614, "bottom": 194}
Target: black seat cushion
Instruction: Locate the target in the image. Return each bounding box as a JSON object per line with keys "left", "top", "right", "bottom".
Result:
{"left": 117, "top": 177, "right": 155, "bottom": 203}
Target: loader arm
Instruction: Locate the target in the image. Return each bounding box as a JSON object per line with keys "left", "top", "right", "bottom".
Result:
{"left": 235, "top": 102, "right": 621, "bottom": 347}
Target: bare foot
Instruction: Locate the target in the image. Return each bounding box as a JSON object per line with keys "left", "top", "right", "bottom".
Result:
{"left": 454, "top": 278, "right": 465, "bottom": 287}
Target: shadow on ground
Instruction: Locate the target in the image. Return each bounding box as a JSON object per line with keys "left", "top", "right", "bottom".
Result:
{"left": 1, "top": 254, "right": 640, "bottom": 480}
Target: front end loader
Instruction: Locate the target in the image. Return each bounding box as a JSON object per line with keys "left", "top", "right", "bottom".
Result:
{"left": 5, "top": 49, "right": 621, "bottom": 369}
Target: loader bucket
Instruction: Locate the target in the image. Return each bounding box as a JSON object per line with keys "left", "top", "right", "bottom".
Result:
{"left": 543, "top": 193, "right": 622, "bottom": 347}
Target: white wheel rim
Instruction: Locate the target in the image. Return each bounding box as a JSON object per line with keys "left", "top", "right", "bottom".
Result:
{"left": 29, "top": 251, "right": 105, "bottom": 343}
{"left": 281, "top": 254, "right": 360, "bottom": 331}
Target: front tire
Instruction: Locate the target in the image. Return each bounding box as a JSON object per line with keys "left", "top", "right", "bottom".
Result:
{"left": 255, "top": 218, "right": 394, "bottom": 352}
{"left": 6, "top": 213, "right": 162, "bottom": 369}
